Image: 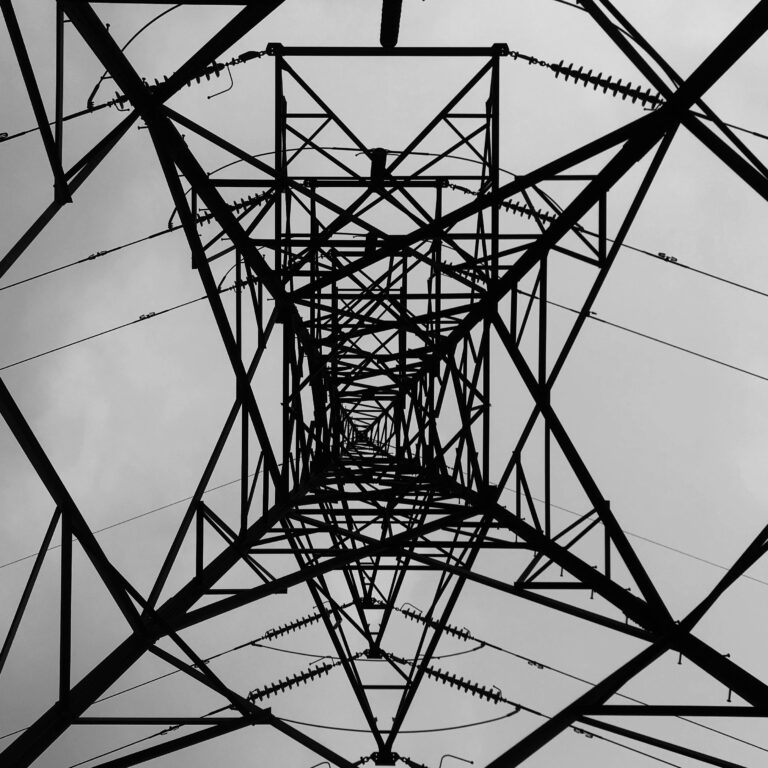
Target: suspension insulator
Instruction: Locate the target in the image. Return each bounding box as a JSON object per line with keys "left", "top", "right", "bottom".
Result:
{"left": 551, "top": 59, "right": 663, "bottom": 107}
{"left": 423, "top": 664, "right": 504, "bottom": 704}
{"left": 399, "top": 606, "right": 472, "bottom": 641}
{"left": 248, "top": 660, "right": 338, "bottom": 701}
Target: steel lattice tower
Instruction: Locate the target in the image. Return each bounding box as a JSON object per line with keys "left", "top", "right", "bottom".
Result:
{"left": 3, "top": 2, "right": 768, "bottom": 767}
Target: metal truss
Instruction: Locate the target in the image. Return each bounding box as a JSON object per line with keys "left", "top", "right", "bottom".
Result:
{"left": 2, "top": 1, "right": 768, "bottom": 766}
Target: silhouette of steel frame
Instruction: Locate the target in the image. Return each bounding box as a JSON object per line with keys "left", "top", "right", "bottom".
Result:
{"left": 2, "top": 2, "right": 768, "bottom": 767}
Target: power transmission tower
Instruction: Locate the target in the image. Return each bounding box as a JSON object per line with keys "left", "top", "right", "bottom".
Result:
{"left": 3, "top": 2, "right": 768, "bottom": 767}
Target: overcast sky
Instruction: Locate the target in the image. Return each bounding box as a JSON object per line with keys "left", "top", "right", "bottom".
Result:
{"left": 2, "top": 2, "right": 768, "bottom": 767}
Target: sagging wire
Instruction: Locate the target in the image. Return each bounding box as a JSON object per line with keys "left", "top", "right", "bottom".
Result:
{"left": 0, "top": 615, "right": 485, "bottom": 744}
{"left": 5, "top": 617, "right": 491, "bottom": 765}
{"left": 61, "top": 702, "right": 679, "bottom": 768}
{"left": 279, "top": 709, "right": 520, "bottom": 735}
{"left": 61, "top": 710, "right": 519, "bottom": 768}
{"left": 251, "top": 605, "right": 701, "bottom": 766}
{"left": 250, "top": 642, "right": 484, "bottom": 663}
{"left": 86, "top": 4, "right": 182, "bottom": 109}
{"left": 280, "top": 688, "right": 679, "bottom": 767}
{"left": 53, "top": 634, "right": 671, "bottom": 768}
{"left": 414, "top": 663, "right": 682, "bottom": 766}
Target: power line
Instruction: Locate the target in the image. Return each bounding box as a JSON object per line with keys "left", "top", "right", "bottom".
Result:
{"left": 4, "top": 17, "right": 766, "bottom": 147}
{"left": 5, "top": 146, "right": 768, "bottom": 321}
{"left": 565, "top": 298, "right": 768, "bottom": 383}
{"left": 0, "top": 472, "right": 253, "bottom": 571}
{"left": 0, "top": 189, "right": 269, "bottom": 294}
{"left": 514, "top": 488, "right": 768, "bottom": 589}
{"left": 397, "top": 604, "right": 768, "bottom": 758}
{"left": 0, "top": 642, "right": 484, "bottom": 742}
{"left": 248, "top": 642, "right": 484, "bottom": 663}
{"left": 0, "top": 229, "right": 182, "bottom": 294}
{"left": 0, "top": 50, "right": 267, "bottom": 144}
{"left": 607, "top": 239, "right": 768, "bottom": 301}
{"left": 0, "top": 551, "right": 756, "bottom": 765}
{"left": 1, "top": 610, "right": 758, "bottom": 766}
{"left": 450, "top": 181, "right": 768, "bottom": 305}
{"left": 0, "top": 194, "right": 762, "bottom": 767}
{"left": 2, "top": 453, "right": 768, "bottom": 594}
{"left": 0, "top": 295, "right": 207, "bottom": 373}
{"left": 3, "top": 272, "right": 766, "bottom": 421}
{"left": 86, "top": 4, "right": 182, "bottom": 109}
{"left": 281, "top": 715, "right": 683, "bottom": 768}
{"left": 1, "top": 164, "right": 766, "bottom": 386}
{"left": 0, "top": 277, "right": 256, "bottom": 373}
{"left": 1, "top": 491, "right": 764, "bottom": 745}
{"left": 516, "top": 289, "right": 768, "bottom": 385}
{"left": 280, "top": 709, "right": 519, "bottom": 735}
{"left": 63, "top": 678, "right": 682, "bottom": 768}
{"left": 461, "top": 613, "right": 768, "bottom": 756}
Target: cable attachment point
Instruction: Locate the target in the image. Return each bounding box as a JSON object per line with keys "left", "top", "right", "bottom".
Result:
{"left": 237, "top": 50, "right": 267, "bottom": 63}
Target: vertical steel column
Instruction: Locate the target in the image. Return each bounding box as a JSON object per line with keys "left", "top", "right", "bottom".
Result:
{"left": 59, "top": 512, "right": 72, "bottom": 707}
{"left": 55, "top": 2, "right": 65, "bottom": 184}
{"left": 274, "top": 45, "right": 284, "bottom": 278}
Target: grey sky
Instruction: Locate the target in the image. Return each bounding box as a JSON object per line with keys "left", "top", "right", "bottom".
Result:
{"left": 2, "top": 1, "right": 768, "bottom": 767}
